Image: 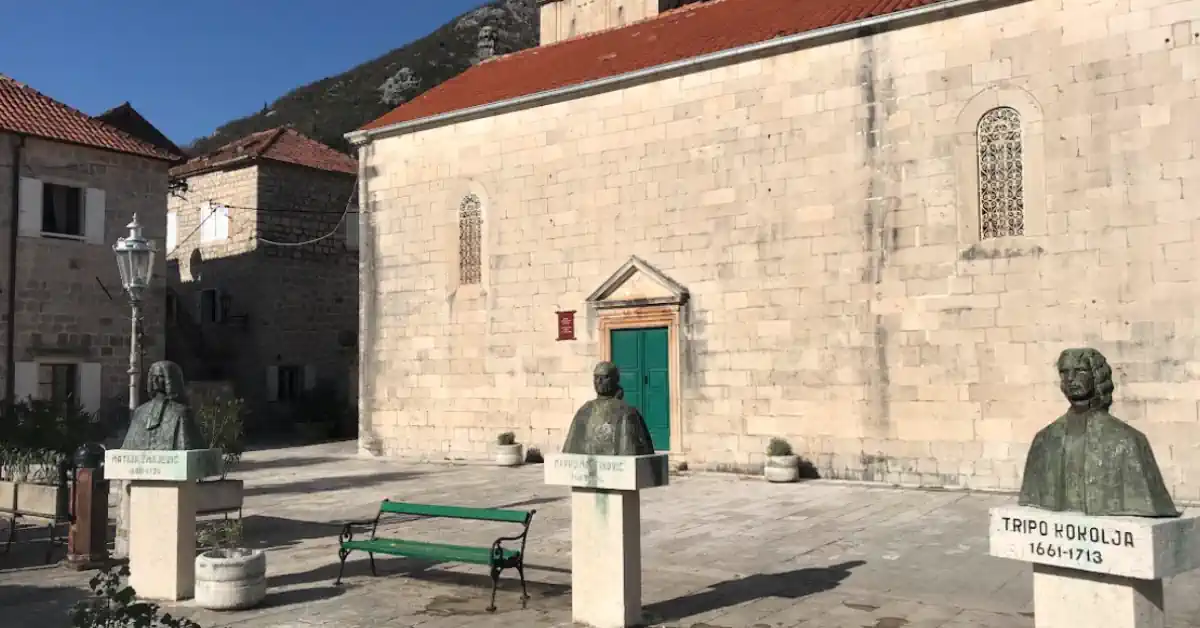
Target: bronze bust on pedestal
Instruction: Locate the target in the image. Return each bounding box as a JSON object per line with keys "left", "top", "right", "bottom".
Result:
{"left": 121, "top": 360, "right": 205, "bottom": 451}
{"left": 1019, "top": 348, "right": 1179, "bottom": 518}
{"left": 562, "top": 362, "right": 656, "bottom": 456}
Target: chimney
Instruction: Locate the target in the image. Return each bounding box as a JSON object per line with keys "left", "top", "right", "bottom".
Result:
{"left": 476, "top": 25, "right": 497, "bottom": 63}
{"left": 539, "top": 0, "right": 662, "bottom": 47}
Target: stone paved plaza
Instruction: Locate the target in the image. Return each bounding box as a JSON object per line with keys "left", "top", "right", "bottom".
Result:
{"left": 3, "top": 441, "right": 1200, "bottom": 627}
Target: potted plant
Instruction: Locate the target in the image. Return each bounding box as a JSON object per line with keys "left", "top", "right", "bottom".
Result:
{"left": 195, "top": 519, "right": 267, "bottom": 610}
{"left": 195, "top": 397, "right": 246, "bottom": 516}
{"left": 0, "top": 399, "right": 98, "bottom": 522}
{"left": 495, "top": 432, "right": 523, "bottom": 467}
{"left": 764, "top": 437, "right": 800, "bottom": 483}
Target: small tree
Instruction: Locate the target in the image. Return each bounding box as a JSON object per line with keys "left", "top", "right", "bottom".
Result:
{"left": 497, "top": 432, "right": 516, "bottom": 446}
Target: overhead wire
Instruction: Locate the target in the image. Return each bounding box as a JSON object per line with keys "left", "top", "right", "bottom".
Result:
{"left": 166, "top": 174, "right": 359, "bottom": 250}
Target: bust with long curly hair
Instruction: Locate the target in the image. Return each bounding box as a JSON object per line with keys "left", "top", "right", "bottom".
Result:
{"left": 1018, "top": 348, "right": 1179, "bottom": 517}
{"left": 120, "top": 360, "right": 205, "bottom": 451}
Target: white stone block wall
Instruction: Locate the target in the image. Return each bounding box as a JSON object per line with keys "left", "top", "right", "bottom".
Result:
{"left": 361, "top": 0, "right": 1200, "bottom": 499}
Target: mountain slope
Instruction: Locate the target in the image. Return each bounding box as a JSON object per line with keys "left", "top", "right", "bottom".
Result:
{"left": 187, "top": 0, "right": 538, "bottom": 155}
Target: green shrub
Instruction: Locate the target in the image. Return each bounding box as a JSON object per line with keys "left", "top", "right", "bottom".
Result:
{"left": 0, "top": 399, "right": 100, "bottom": 483}
{"left": 497, "top": 431, "right": 516, "bottom": 446}
{"left": 766, "top": 437, "right": 794, "bottom": 457}
{"left": 69, "top": 564, "right": 201, "bottom": 628}
{"left": 195, "top": 397, "right": 246, "bottom": 478}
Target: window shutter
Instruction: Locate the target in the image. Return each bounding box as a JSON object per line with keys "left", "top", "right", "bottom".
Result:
{"left": 216, "top": 205, "right": 229, "bottom": 240}
{"left": 199, "top": 202, "right": 214, "bottom": 243}
{"left": 346, "top": 212, "right": 359, "bottom": 250}
{"left": 266, "top": 366, "right": 279, "bottom": 402}
{"left": 17, "top": 178, "right": 42, "bottom": 237}
{"left": 84, "top": 188, "right": 106, "bottom": 244}
{"left": 79, "top": 363, "right": 103, "bottom": 414}
{"left": 13, "top": 362, "right": 37, "bottom": 401}
{"left": 166, "top": 212, "right": 178, "bottom": 253}
{"left": 303, "top": 365, "right": 317, "bottom": 392}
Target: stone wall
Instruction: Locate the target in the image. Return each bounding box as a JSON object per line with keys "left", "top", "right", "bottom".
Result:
{"left": 165, "top": 162, "right": 358, "bottom": 433}
{"left": 361, "top": 0, "right": 1200, "bottom": 498}
{"left": 0, "top": 133, "right": 169, "bottom": 421}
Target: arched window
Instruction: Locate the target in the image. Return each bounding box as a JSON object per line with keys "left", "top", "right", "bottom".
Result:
{"left": 977, "top": 106, "right": 1025, "bottom": 239}
{"left": 458, "top": 194, "right": 482, "bottom": 285}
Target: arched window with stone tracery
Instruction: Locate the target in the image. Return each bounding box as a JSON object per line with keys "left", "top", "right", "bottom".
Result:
{"left": 977, "top": 106, "right": 1025, "bottom": 239}
{"left": 458, "top": 194, "right": 482, "bottom": 285}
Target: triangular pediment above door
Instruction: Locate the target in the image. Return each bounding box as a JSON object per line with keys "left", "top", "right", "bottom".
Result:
{"left": 586, "top": 256, "right": 689, "bottom": 309}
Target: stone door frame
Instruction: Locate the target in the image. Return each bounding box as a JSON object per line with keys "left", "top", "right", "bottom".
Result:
{"left": 587, "top": 256, "right": 688, "bottom": 456}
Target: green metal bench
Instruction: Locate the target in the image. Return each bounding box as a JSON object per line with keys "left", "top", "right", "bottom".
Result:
{"left": 334, "top": 500, "right": 536, "bottom": 612}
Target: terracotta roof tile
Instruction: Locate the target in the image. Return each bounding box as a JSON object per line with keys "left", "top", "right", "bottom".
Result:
{"left": 94, "top": 102, "right": 186, "bottom": 161}
{"left": 364, "top": 0, "right": 943, "bottom": 131}
{"left": 170, "top": 127, "right": 357, "bottom": 178}
{"left": 0, "top": 74, "right": 177, "bottom": 161}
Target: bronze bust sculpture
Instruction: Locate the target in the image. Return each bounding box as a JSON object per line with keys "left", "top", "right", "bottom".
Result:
{"left": 121, "top": 360, "right": 205, "bottom": 451}
{"left": 562, "top": 362, "right": 656, "bottom": 456}
{"left": 1018, "top": 348, "right": 1180, "bottom": 517}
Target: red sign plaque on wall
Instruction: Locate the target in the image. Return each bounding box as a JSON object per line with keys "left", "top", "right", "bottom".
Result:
{"left": 556, "top": 311, "right": 576, "bottom": 341}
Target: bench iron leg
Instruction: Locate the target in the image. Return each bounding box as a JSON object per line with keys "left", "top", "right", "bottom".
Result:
{"left": 517, "top": 563, "right": 529, "bottom": 607}
{"left": 368, "top": 552, "right": 377, "bottom": 577}
{"left": 334, "top": 549, "right": 350, "bottom": 586}
{"left": 43, "top": 523, "right": 54, "bottom": 565}
{"left": 3, "top": 515, "right": 15, "bottom": 554}
{"left": 487, "top": 565, "right": 501, "bottom": 613}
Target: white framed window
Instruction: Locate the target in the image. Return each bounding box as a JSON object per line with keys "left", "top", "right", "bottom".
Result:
{"left": 13, "top": 360, "right": 102, "bottom": 413}
{"left": 166, "top": 211, "right": 178, "bottom": 252}
{"left": 199, "top": 202, "right": 229, "bottom": 243}
{"left": 18, "top": 177, "right": 106, "bottom": 243}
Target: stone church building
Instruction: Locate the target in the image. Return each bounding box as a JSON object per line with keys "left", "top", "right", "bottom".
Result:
{"left": 348, "top": 0, "right": 1200, "bottom": 499}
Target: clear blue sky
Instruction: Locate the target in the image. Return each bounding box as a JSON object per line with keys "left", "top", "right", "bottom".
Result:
{"left": 2, "top": 0, "right": 486, "bottom": 145}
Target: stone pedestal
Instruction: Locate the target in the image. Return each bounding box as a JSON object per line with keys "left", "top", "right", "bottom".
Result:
{"left": 104, "top": 449, "right": 222, "bottom": 601}
{"left": 989, "top": 505, "right": 1200, "bottom": 628}
{"left": 545, "top": 453, "right": 669, "bottom": 628}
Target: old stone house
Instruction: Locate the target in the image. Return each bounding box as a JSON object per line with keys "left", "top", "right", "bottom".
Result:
{"left": 166, "top": 128, "right": 359, "bottom": 434}
{"left": 348, "top": 0, "right": 1200, "bottom": 499}
{"left": 0, "top": 75, "right": 178, "bottom": 416}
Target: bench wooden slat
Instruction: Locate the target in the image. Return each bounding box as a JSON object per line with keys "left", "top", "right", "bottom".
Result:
{"left": 341, "top": 538, "right": 519, "bottom": 565}
{"left": 379, "top": 500, "right": 529, "bottom": 523}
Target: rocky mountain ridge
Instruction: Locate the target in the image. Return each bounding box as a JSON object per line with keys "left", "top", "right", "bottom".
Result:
{"left": 187, "top": 0, "right": 538, "bottom": 156}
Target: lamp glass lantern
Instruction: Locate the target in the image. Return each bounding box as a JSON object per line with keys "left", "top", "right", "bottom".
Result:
{"left": 112, "top": 214, "right": 156, "bottom": 301}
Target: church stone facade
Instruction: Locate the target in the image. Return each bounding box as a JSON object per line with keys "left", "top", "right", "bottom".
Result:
{"left": 350, "top": 0, "right": 1200, "bottom": 500}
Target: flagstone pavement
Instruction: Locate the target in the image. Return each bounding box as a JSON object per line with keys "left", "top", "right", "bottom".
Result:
{"left": 3, "top": 441, "right": 1200, "bottom": 627}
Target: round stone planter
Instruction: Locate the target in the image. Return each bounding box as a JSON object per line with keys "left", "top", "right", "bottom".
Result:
{"left": 195, "top": 548, "right": 267, "bottom": 611}
{"left": 495, "top": 444, "right": 524, "bottom": 467}
{"left": 763, "top": 455, "right": 800, "bottom": 483}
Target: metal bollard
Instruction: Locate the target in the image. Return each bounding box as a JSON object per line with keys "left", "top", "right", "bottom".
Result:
{"left": 66, "top": 443, "right": 109, "bottom": 570}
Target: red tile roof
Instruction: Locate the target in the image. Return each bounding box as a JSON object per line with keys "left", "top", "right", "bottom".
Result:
{"left": 0, "top": 74, "right": 178, "bottom": 160}
{"left": 363, "top": 0, "right": 944, "bottom": 131}
{"left": 170, "top": 127, "right": 357, "bottom": 178}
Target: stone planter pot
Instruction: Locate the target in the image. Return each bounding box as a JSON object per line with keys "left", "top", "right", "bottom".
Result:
{"left": 763, "top": 455, "right": 800, "bottom": 483}
{"left": 196, "top": 479, "right": 244, "bottom": 515}
{"left": 495, "top": 444, "right": 524, "bottom": 467}
{"left": 0, "top": 480, "right": 68, "bottom": 518}
{"left": 195, "top": 548, "right": 267, "bottom": 610}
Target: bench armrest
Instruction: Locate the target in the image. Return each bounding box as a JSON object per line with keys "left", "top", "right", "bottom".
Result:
{"left": 338, "top": 519, "right": 378, "bottom": 544}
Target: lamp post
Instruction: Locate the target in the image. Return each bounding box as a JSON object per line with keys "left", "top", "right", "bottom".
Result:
{"left": 111, "top": 215, "right": 155, "bottom": 561}
{"left": 113, "top": 214, "right": 156, "bottom": 410}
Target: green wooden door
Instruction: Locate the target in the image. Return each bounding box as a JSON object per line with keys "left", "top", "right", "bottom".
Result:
{"left": 610, "top": 327, "right": 670, "bottom": 450}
